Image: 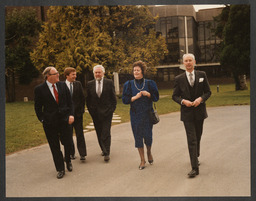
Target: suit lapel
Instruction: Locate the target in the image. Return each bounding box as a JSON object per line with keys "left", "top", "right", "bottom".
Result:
{"left": 101, "top": 78, "right": 106, "bottom": 98}
{"left": 183, "top": 73, "right": 191, "bottom": 99}
{"left": 72, "top": 81, "right": 77, "bottom": 98}
{"left": 92, "top": 80, "right": 98, "bottom": 98}
{"left": 44, "top": 82, "right": 57, "bottom": 104}
{"left": 194, "top": 70, "right": 199, "bottom": 95}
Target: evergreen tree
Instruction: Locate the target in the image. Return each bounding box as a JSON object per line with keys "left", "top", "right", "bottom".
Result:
{"left": 30, "top": 6, "right": 167, "bottom": 79}
{"left": 5, "top": 8, "right": 41, "bottom": 102}
{"left": 215, "top": 5, "right": 250, "bottom": 90}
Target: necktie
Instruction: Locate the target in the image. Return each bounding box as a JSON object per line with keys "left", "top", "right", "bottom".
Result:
{"left": 70, "top": 82, "right": 73, "bottom": 96}
{"left": 97, "top": 80, "right": 101, "bottom": 97}
{"left": 52, "top": 84, "right": 59, "bottom": 104}
{"left": 189, "top": 73, "right": 194, "bottom": 87}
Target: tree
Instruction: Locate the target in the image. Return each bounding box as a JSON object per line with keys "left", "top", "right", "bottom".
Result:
{"left": 215, "top": 5, "right": 250, "bottom": 90}
{"left": 5, "top": 8, "right": 42, "bottom": 102}
{"left": 30, "top": 6, "right": 167, "bottom": 81}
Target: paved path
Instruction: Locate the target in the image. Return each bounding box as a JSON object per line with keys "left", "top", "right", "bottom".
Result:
{"left": 6, "top": 105, "right": 250, "bottom": 197}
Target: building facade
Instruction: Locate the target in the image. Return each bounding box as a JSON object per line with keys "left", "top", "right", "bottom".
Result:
{"left": 148, "top": 5, "right": 224, "bottom": 82}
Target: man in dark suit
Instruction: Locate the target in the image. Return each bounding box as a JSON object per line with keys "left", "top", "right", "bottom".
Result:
{"left": 172, "top": 53, "right": 211, "bottom": 178}
{"left": 64, "top": 67, "right": 87, "bottom": 161}
{"left": 86, "top": 65, "right": 117, "bottom": 162}
{"left": 34, "top": 67, "right": 74, "bottom": 179}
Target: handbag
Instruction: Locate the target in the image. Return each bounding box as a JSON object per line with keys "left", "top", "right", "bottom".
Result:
{"left": 150, "top": 103, "right": 160, "bottom": 124}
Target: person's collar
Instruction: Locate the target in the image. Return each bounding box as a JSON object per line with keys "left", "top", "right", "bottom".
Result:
{"left": 65, "top": 79, "right": 72, "bottom": 85}
{"left": 186, "top": 70, "right": 195, "bottom": 76}
{"left": 96, "top": 78, "right": 103, "bottom": 82}
{"left": 46, "top": 80, "right": 55, "bottom": 87}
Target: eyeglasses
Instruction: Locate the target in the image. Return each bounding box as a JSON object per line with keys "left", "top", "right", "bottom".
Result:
{"left": 49, "top": 72, "right": 59, "bottom": 76}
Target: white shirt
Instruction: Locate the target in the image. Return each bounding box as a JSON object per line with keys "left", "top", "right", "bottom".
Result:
{"left": 96, "top": 78, "right": 103, "bottom": 94}
{"left": 46, "top": 80, "right": 58, "bottom": 101}
{"left": 65, "top": 80, "right": 73, "bottom": 91}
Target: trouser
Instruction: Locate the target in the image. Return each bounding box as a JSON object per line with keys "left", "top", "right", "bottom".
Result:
{"left": 43, "top": 122, "right": 72, "bottom": 172}
{"left": 93, "top": 114, "right": 113, "bottom": 156}
{"left": 70, "top": 115, "right": 87, "bottom": 157}
{"left": 183, "top": 119, "right": 204, "bottom": 169}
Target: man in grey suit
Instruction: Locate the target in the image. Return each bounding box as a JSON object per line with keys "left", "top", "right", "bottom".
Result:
{"left": 86, "top": 65, "right": 117, "bottom": 162}
{"left": 64, "top": 67, "right": 87, "bottom": 161}
{"left": 172, "top": 53, "right": 211, "bottom": 178}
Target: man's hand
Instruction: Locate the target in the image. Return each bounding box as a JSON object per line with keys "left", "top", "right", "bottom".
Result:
{"left": 68, "top": 115, "right": 74, "bottom": 124}
{"left": 182, "top": 99, "right": 193, "bottom": 107}
{"left": 192, "top": 97, "right": 203, "bottom": 107}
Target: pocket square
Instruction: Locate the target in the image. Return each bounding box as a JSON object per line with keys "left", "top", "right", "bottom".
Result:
{"left": 199, "top": 78, "right": 204, "bottom": 82}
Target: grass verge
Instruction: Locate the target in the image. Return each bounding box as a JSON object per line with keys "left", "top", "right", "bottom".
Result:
{"left": 5, "top": 82, "right": 250, "bottom": 154}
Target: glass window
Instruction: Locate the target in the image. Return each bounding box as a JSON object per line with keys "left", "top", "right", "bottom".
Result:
{"left": 198, "top": 23, "right": 204, "bottom": 41}
{"left": 179, "top": 38, "right": 185, "bottom": 59}
{"left": 188, "top": 38, "right": 194, "bottom": 53}
{"left": 160, "top": 20, "right": 167, "bottom": 37}
{"left": 178, "top": 16, "right": 185, "bottom": 38}
{"left": 187, "top": 17, "right": 193, "bottom": 38}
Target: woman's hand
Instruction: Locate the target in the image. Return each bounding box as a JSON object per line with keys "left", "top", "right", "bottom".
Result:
{"left": 141, "top": 90, "right": 151, "bottom": 98}
{"left": 131, "top": 92, "right": 142, "bottom": 102}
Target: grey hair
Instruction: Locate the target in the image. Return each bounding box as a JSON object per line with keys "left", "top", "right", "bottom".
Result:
{"left": 183, "top": 53, "right": 195, "bottom": 61}
{"left": 42, "top": 66, "right": 55, "bottom": 80}
{"left": 93, "top": 65, "right": 105, "bottom": 73}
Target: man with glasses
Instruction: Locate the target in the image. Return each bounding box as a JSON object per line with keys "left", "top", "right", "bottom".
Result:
{"left": 34, "top": 67, "right": 74, "bottom": 179}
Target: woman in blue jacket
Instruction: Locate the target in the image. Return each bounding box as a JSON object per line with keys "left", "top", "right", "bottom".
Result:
{"left": 122, "top": 61, "right": 159, "bottom": 170}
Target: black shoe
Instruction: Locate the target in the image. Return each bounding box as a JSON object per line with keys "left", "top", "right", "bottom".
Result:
{"left": 70, "top": 155, "right": 76, "bottom": 160}
{"left": 66, "top": 162, "right": 73, "bottom": 172}
{"left": 57, "top": 171, "right": 65, "bottom": 179}
{"left": 148, "top": 159, "right": 154, "bottom": 165}
{"left": 80, "top": 156, "right": 86, "bottom": 161}
{"left": 198, "top": 160, "right": 200, "bottom": 166}
{"left": 139, "top": 161, "right": 146, "bottom": 170}
{"left": 101, "top": 152, "right": 104, "bottom": 156}
{"left": 104, "top": 155, "right": 110, "bottom": 162}
{"left": 188, "top": 169, "right": 199, "bottom": 178}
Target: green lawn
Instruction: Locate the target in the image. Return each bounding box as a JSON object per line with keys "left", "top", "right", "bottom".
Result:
{"left": 5, "top": 82, "right": 250, "bottom": 154}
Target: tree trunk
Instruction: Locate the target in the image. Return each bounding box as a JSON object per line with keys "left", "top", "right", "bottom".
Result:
{"left": 5, "top": 69, "right": 16, "bottom": 102}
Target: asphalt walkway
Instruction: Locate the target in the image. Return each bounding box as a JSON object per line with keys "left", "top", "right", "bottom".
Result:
{"left": 6, "top": 105, "right": 250, "bottom": 197}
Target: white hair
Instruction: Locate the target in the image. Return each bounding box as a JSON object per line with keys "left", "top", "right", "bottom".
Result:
{"left": 93, "top": 65, "right": 105, "bottom": 73}
{"left": 183, "top": 53, "right": 195, "bottom": 61}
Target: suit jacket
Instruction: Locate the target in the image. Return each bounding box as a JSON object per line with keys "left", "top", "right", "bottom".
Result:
{"left": 64, "top": 80, "right": 85, "bottom": 117}
{"left": 172, "top": 70, "right": 211, "bottom": 121}
{"left": 34, "top": 81, "right": 74, "bottom": 125}
{"left": 86, "top": 78, "right": 117, "bottom": 120}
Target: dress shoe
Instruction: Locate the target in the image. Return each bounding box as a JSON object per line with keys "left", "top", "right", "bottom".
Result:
{"left": 66, "top": 162, "right": 73, "bottom": 172}
{"left": 70, "top": 155, "right": 76, "bottom": 160}
{"left": 148, "top": 159, "right": 154, "bottom": 165}
{"left": 101, "top": 152, "right": 104, "bottom": 156}
{"left": 188, "top": 168, "right": 199, "bottom": 178}
{"left": 57, "top": 171, "right": 65, "bottom": 179}
{"left": 139, "top": 161, "right": 146, "bottom": 170}
{"left": 104, "top": 155, "right": 110, "bottom": 162}
{"left": 80, "top": 156, "right": 86, "bottom": 161}
{"left": 198, "top": 160, "right": 200, "bottom": 166}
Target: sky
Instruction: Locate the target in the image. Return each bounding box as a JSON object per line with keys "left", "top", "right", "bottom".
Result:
{"left": 193, "top": 4, "right": 226, "bottom": 12}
